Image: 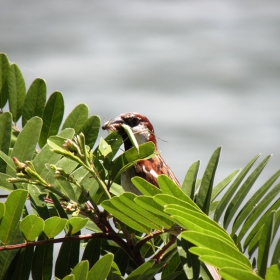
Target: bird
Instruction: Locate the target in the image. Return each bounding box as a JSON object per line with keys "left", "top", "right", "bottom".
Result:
{"left": 102, "top": 112, "right": 180, "bottom": 194}
{"left": 102, "top": 113, "right": 221, "bottom": 280}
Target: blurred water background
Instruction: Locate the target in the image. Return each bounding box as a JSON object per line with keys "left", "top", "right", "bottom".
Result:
{"left": 2, "top": 0, "right": 280, "bottom": 185}
{"left": 0, "top": 0, "right": 280, "bottom": 268}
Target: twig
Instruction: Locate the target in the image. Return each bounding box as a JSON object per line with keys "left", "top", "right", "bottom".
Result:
{"left": 151, "top": 237, "right": 177, "bottom": 264}
{"left": 134, "top": 229, "right": 165, "bottom": 252}
{"left": 0, "top": 233, "right": 110, "bottom": 251}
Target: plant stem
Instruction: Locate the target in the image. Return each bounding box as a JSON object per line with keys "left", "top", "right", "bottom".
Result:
{"left": 0, "top": 233, "right": 110, "bottom": 251}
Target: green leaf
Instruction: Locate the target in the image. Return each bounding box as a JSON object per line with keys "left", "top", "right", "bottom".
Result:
{"left": 20, "top": 214, "right": 44, "bottom": 241}
{"left": 47, "top": 135, "right": 111, "bottom": 199}
{"left": 161, "top": 272, "right": 183, "bottom": 280}
{"left": 62, "top": 275, "right": 75, "bottom": 280}
{"left": 78, "top": 115, "right": 100, "bottom": 148}
{"left": 91, "top": 186, "right": 107, "bottom": 206}
{"left": 237, "top": 184, "right": 280, "bottom": 244}
{"left": 101, "top": 198, "right": 151, "bottom": 234}
{"left": 98, "top": 138, "right": 112, "bottom": 158}
{"left": 82, "top": 239, "right": 101, "bottom": 268}
{"left": 219, "top": 267, "right": 262, "bottom": 280}
{"left": 135, "top": 196, "right": 174, "bottom": 224}
{"left": 126, "top": 260, "right": 155, "bottom": 279}
{"left": 0, "top": 152, "right": 16, "bottom": 177}
{"left": 0, "top": 53, "right": 10, "bottom": 107}
{"left": 97, "top": 138, "right": 113, "bottom": 169}
{"left": 0, "top": 189, "right": 28, "bottom": 244}
{"left": 72, "top": 167, "right": 99, "bottom": 203}
{"left": 108, "top": 194, "right": 161, "bottom": 230}
{"left": 196, "top": 147, "right": 221, "bottom": 214}
{"left": 0, "top": 112, "right": 12, "bottom": 172}
{"left": 32, "top": 129, "right": 75, "bottom": 179}
{"left": 247, "top": 223, "right": 270, "bottom": 258}
{"left": 48, "top": 195, "right": 67, "bottom": 221}
{"left": 190, "top": 247, "right": 249, "bottom": 271}
{"left": 223, "top": 154, "right": 271, "bottom": 229}
{"left": 57, "top": 128, "right": 76, "bottom": 139}
{"left": 182, "top": 160, "right": 200, "bottom": 199}
{"left": 10, "top": 247, "right": 34, "bottom": 280}
{"left": 43, "top": 216, "right": 67, "bottom": 239}
{"left": 7, "top": 63, "right": 26, "bottom": 123}
{"left": 211, "top": 169, "right": 239, "bottom": 201}
{"left": 161, "top": 251, "right": 184, "bottom": 280}
{"left": 121, "top": 123, "right": 139, "bottom": 153}
{"left": 0, "top": 224, "right": 25, "bottom": 279}
{"left": 209, "top": 201, "right": 220, "bottom": 214}
{"left": 52, "top": 158, "right": 79, "bottom": 200}
{"left": 214, "top": 153, "right": 260, "bottom": 222}
{"left": 88, "top": 253, "right": 114, "bottom": 280}
{"left": 71, "top": 260, "right": 88, "bottom": 280}
{"left": 271, "top": 238, "right": 280, "bottom": 266}
{"left": 181, "top": 231, "right": 251, "bottom": 269}
{"left": 156, "top": 175, "right": 203, "bottom": 217}
{"left": 28, "top": 185, "right": 50, "bottom": 220}
{"left": 266, "top": 264, "right": 280, "bottom": 280}
{"left": 165, "top": 206, "right": 234, "bottom": 246}
{"left": 177, "top": 236, "right": 200, "bottom": 279}
{"left": 109, "top": 182, "right": 125, "bottom": 196}
{"left": 119, "top": 193, "right": 171, "bottom": 229}
{"left": 154, "top": 194, "right": 201, "bottom": 214}
{"left": 247, "top": 230, "right": 263, "bottom": 265}
{"left": 113, "top": 249, "right": 129, "bottom": 276}
{"left": 232, "top": 169, "right": 280, "bottom": 236}
{"left": 39, "top": 91, "right": 64, "bottom": 148}
{"left": 102, "top": 131, "right": 123, "bottom": 158}
{"left": 55, "top": 238, "right": 80, "bottom": 279}
{"left": 10, "top": 116, "right": 43, "bottom": 161}
{"left": 67, "top": 217, "right": 88, "bottom": 235}
{"left": 111, "top": 142, "right": 156, "bottom": 182}
{"left": 48, "top": 135, "right": 73, "bottom": 151}
{"left": 157, "top": 175, "right": 189, "bottom": 202}
{"left": 108, "top": 261, "right": 123, "bottom": 280}
{"left": 0, "top": 79, "right": 9, "bottom": 109}
{"left": 22, "top": 78, "right": 46, "bottom": 126}
{"left": 131, "top": 176, "right": 162, "bottom": 196}
{"left": 54, "top": 153, "right": 81, "bottom": 174}
{"left": 54, "top": 156, "right": 79, "bottom": 175}
{"left": 62, "top": 103, "right": 88, "bottom": 132}
{"left": 32, "top": 145, "right": 61, "bottom": 177}
{"left": 137, "top": 262, "right": 166, "bottom": 280}
{"left": 0, "top": 202, "right": 5, "bottom": 219}
{"left": 0, "top": 112, "right": 12, "bottom": 154}
{"left": 257, "top": 211, "right": 275, "bottom": 278}
{"left": 32, "top": 241, "right": 53, "bottom": 280}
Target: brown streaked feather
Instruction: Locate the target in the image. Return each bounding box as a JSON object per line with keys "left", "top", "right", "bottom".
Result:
{"left": 134, "top": 154, "right": 180, "bottom": 188}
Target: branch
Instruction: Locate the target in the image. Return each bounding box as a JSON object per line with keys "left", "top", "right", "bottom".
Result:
{"left": 134, "top": 229, "right": 165, "bottom": 252}
{"left": 0, "top": 232, "right": 111, "bottom": 251}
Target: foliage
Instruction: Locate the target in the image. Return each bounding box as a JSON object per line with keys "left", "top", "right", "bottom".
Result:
{"left": 0, "top": 52, "right": 279, "bottom": 280}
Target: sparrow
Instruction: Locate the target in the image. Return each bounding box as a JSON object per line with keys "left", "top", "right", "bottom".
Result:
{"left": 102, "top": 112, "right": 180, "bottom": 194}
{"left": 102, "top": 113, "right": 221, "bottom": 279}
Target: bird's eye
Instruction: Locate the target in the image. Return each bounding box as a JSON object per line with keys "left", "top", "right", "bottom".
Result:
{"left": 127, "top": 117, "right": 139, "bottom": 127}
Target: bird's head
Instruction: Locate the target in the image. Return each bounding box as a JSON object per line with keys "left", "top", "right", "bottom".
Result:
{"left": 102, "top": 112, "right": 157, "bottom": 150}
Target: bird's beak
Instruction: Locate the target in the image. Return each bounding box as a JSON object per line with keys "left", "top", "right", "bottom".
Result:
{"left": 102, "top": 117, "right": 124, "bottom": 132}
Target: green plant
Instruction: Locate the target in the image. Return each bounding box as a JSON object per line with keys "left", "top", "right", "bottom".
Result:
{"left": 0, "top": 52, "right": 279, "bottom": 280}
